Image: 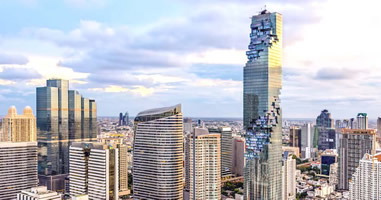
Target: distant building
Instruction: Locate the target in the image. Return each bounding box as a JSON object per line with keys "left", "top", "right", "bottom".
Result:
{"left": 377, "top": 117, "right": 381, "bottom": 138}
{"left": 37, "top": 79, "right": 97, "bottom": 191}
{"left": 0, "top": 142, "right": 38, "bottom": 200}
{"left": 301, "top": 123, "right": 314, "bottom": 159}
{"left": 349, "top": 153, "right": 381, "bottom": 200}
{"left": 1, "top": 106, "right": 36, "bottom": 142}
{"left": 209, "top": 127, "right": 233, "bottom": 178}
{"left": 17, "top": 186, "right": 61, "bottom": 200}
{"left": 289, "top": 126, "right": 302, "bottom": 154}
{"left": 119, "top": 112, "right": 123, "bottom": 126}
{"left": 118, "top": 112, "right": 129, "bottom": 126}
{"left": 316, "top": 109, "right": 334, "bottom": 128}
{"left": 282, "top": 155, "right": 296, "bottom": 200}
{"left": 232, "top": 137, "right": 245, "bottom": 176}
{"left": 69, "top": 142, "right": 119, "bottom": 200}
{"left": 349, "top": 118, "right": 355, "bottom": 129}
{"left": 317, "top": 128, "right": 336, "bottom": 151}
{"left": 357, "top": 113, "right": 368, "bottom": 130}
{"left": 185, "top": 128, "right": 221, "bottom": 200}
{"left": 338, "top": 129, "right": 376, "bottom": 190}
{"left": 336, "top": 119, "right": 350, "bottom": 129}
{"left": 320, "top": 150, "right": 338, "bottom": 176}
{"left": 123, "top": 112, "right": 129, "bottom": 126}
{"left": 133, "top": 104, "right": 183, "bottom": 199}
{"left": 183, "top": 118, "right": 193, "bottom": 134}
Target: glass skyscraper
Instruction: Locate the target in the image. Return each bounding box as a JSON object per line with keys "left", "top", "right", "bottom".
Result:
{"left": 243, "top": 10, "right": 283, "bottom": 200}
{"left": 36, "top": 79, "right": 97, "bottom": 191}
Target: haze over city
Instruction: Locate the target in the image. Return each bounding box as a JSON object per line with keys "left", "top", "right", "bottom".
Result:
{"left": 0, "top": 0, "right": 380, "bottom": 118}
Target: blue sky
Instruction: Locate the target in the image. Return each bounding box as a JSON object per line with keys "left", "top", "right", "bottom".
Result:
{"left": 0, "top": 0, "right": 381, "bottom": 119}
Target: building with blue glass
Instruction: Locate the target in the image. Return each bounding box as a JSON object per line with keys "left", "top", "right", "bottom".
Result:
{"left": 36, "top": 79, "right": 97, "bottom": 191}
{"left": 243, "top": 9, "right": 283, "bottom": 200}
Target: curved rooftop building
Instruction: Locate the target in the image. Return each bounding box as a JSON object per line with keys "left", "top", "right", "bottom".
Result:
{"left": 133, "top": 104, "right": 183, "bottom": 200}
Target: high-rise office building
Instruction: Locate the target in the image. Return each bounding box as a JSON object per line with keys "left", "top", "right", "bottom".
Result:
{"left": 320, "top": 149, "right": 337, "bottom": 176}
{"left": 123, "top": 112, "right": 129, "bottom": 126}
{"left": 301, "top": 123, "right": 314, "bottom": 159}
{"left": 317, "top": 128, "right": 336, "bottom": 151}
{"left": 185, "top": 127, "right": 221, "bottom": 200}
{"left": 338, "top": 129, "right": 376, "bottom": 190}
{"left": 316, "top": 109, "right": 334, "bottom": 128}
{"left": 118, "top": 112, "right": 129, "bottom": 126}
{"left": 0, "top": 142, "right": 38, "bottom": 200}
{"left": 209, "top": 127, "right": 233, "bottom": 178}
{"left": 69, "top": 142, "right": 119, "bottom": 200}
{"left": 37, "top": 79, "right": 97, "bottom": 191}
{"left": 357, "top": 113, "right": 368, "bottom": 129}
{"left": 232, "top": 136, "right": 245, "bottom": 176}
{"left": 243, "top": 9, "right": 283, "bottom": 199}
{"left": 133, "top": 104, "right": 183, "bottom": 199}
{"left": 289, "top": 126, "right": 301, "bottom": 154}
{"left": 1, "top": 106, "right": 36, "bottom": 142}
{"left": 349, "top": 153, "right": 381, "bottom": 200}
{"left": 282, "top": 155, "right": 296, "bottom": 200}
{"left": 119, "top": 112, "right": 123, "bottom": 126}
{"left": 315, "top": 110, "right": 336, "bottom": 151}
{"left": 17, "top": 186, "right": 61, "bottom": 200}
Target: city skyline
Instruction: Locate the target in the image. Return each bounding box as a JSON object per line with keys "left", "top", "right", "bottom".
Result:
{"left": 0, "top": 0, "right": 381, "bottom": 118}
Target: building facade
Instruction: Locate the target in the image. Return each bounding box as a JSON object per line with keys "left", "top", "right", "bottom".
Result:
{"left": 232, "top": 136, "right": 245, "bottom": 176}
{"left": 243, "top": 9, "right": 283, "bottom": 200}
{"left": 1, "top": 106, "right": 36, "bottom": 142}
{"left": 133, "top": 104, "right": 183, "bottom": 200}
{"left": 37, "top": 79, "right": 97, "bottom": 191}
{"left": 349, "top": 153, "right": 381, "bottom": 200}
{"left": 338, "top": 129, "right": 376, "bottom": 190}
{"left": 317, "top": 128, "right": 336, "bottom": 151}
{"left": 320, "top": 150, "right": 337, "bottom": 176}
{"left": 289, "top": 127, "right": 301, "bottom": 154}
{"left": 301, "top": 123, "right": 314, "bottom": 159}
{"left": 316, "top": 110, "right": 334, "bottom": 128}
{"left": 185, "top": 128, "right": 221, "bottom": 200}
{"left": 209, "top": 127, "right": 233, "bottom": 178}
{"left": 69, "top": 142, "right": 119, "bottom": 200}
{"left": 356, "top": 113, "right": 368, "bottom": 130}
{"left": 282, "top": 155, "right": 296, "bottom": 200}
{"left": 0, "top": 142, "right": 38, "bottom": 200}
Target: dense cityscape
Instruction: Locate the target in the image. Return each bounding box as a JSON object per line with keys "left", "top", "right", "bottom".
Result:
{"left": 1, "top": 3, "right": 381, "bottom": 200}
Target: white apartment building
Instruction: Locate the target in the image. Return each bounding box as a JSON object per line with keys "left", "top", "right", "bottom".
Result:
{"left": 185, "top": 127, "right": 221, "bottom": 200}
{"left": 282, "top": 155, "right": 296, "bottom": 200}
{"left": 349, "top": 153, "right": 381, "bottom": 200}
{"left": 69, "top": 142, "right": 119, "bottom": 200}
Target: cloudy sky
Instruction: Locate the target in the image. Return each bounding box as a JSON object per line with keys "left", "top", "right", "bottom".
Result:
{"left": 0, "top": 0, "right": 380, "bottom": 119}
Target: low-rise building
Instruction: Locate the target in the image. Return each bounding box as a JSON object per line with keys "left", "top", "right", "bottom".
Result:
{"left": 17, "top": 186, "right": 61, "bottom": 200}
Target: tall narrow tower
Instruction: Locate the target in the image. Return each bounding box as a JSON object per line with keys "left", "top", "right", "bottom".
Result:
{"left": 243, "top": 9, "right": 283, "bottom": 200}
